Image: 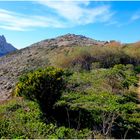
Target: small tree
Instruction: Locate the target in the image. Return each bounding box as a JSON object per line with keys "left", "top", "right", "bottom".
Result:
{"left": 14, "top": 67, "right": 67, "bottom": 112}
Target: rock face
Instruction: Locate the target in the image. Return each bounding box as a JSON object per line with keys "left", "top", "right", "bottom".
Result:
{"left": 0, "top": 35, "right": 17, "bottom": 57}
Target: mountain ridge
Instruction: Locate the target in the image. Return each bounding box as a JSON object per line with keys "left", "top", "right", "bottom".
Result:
{"left": 30, "top": 33, "right": 106, "bottom": 49}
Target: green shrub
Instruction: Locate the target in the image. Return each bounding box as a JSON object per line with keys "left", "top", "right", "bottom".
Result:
{"left": 48, "top": 127, "right": 92, "bottom": 139}
{"left": 53, "top": 46, "right": 135, "bottom": 70}
{"left": 54, "top": 64, "right": 140, "bottom": 138}
{"left": 111, "top": 64, "right": 138, "bottom": 88}
{"left": 56, "top": 90, "right": 140, "bottom": 138}
{"left": 0, "top": 98, "right": 47, "bottom": 139}
{"left": 55, "top": 48, "right": 93, "bottom": 71}
{"left": 134, "top": 66, "right": 140, "bottom": 73}
{"left": 14, "top": 66, "right": 67, "bottom": 112}
{"left": 0, "top": 98, "right": 93, "bottom": 139}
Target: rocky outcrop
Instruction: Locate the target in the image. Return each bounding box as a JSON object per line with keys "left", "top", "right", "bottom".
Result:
{"left": 32, "top": 34, "right": 106, "bottom": 48}
{"left": 0, "top": 35, "right": 17, "bottom": 57}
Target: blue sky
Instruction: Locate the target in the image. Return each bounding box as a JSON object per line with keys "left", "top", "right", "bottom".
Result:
{"left": 0, "top": 1, "right": 140, "bottom": 49}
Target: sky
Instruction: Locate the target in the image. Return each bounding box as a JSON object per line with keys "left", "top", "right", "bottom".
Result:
{"left": 0, "top": 1, "right": 140, "bottom": 49}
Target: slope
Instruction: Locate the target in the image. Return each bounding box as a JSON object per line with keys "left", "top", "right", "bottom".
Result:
{"left": 0, "top": 34, "right": 105, "bottom": 102}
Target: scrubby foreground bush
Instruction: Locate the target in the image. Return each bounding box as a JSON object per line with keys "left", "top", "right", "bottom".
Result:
{"left": 14, "top": 67, "right": 67, "bottom": 113}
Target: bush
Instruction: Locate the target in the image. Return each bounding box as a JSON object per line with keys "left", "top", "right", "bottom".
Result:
{"left": 0, "top": 98, "right": 92, "bottom": 139}
{"left": 55, "top": 48, "right": 93, "bottom": 71}
{"left": 111, "top": 64, "right": 138, "bottom": 89}
{"left": 54, "top": 64, "right": 140, "bottom": 138}
{"left": 0, "top": 98, "right": 47, "bottom": 139}
{"left": 14, "top": 66, "right": 67, "bottom": 112}
{"left": 56, "top": 90, "right": 140, "bottom": 138}
{"left": 53, "top": 46, "right": 135, "bottom": 70}
{"left": 134, "top": 66, "right": 140, "bottom": 73}
{"left": 48, "top": 127, "right": 92, "bottom": 139}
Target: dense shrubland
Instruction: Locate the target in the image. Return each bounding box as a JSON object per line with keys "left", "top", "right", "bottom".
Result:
{"left": 55, "top": 65, "right": 140, "bottom": 138}
{"left": 0, "top": 98, "right": 92, "bottom": 139}
{"left": 0, "top": 44, "right": 140, "bottom": 139}
{"left": 53, "top": 45, "right": 140, "bottom": 70}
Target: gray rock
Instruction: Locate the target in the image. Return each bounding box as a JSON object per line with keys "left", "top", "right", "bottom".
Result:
{"left": 0, "top": 35, "right": 17, "bottom": 57}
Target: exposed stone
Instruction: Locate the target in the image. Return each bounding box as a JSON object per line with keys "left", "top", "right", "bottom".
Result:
{"left": 0, "top": 35, "right": 17, "bottom": 57}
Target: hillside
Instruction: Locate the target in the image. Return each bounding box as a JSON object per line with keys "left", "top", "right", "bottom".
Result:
{"left": 0, "top": 34, "right": 140, "bottom": 139}
{"left": 0, "top": 34, "right": 107, "bottom": 101}
{"left": 0, "top": 34, "right": 140, "bottom": 102}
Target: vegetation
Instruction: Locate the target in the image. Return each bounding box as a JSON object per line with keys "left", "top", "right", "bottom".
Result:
{"left": 1, "top": 41, "right": 140, "bottom": 138}
{"left": 14, "top": 67, "right": 67, "bottom": 113}
{"left": 0, "top": 98, "right": 92, "bottom": 139}
{"left": 53, "top": 45, "right": 140, "bottom": 70}
{"left": 55, "top": 65, "right": 140, "bottom": 138}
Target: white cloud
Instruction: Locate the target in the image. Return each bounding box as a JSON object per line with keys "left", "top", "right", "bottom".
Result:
{"left": 131, "top": 12, "right": 140, "bottom": 21}
{"left": 0, "top": 8, "right": 66, "bottom": 31}
{"left": 0, "top": 1, "right": 114, "bottom": 31}
{"left": 37, "top": 0, "right": 114, "bottom": 25}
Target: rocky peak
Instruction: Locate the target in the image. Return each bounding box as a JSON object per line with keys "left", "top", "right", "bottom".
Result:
{"left": 33, "top": 34, "right": 106, "bottom": 49}
{"left": 56, "top": 33, "right": 94, "bottom": 41}
{"left": 0, "top": 35, "right": 17, "bottom": 57}
{"left": 0, "top": 35, "right": 6, "bottom": 43}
